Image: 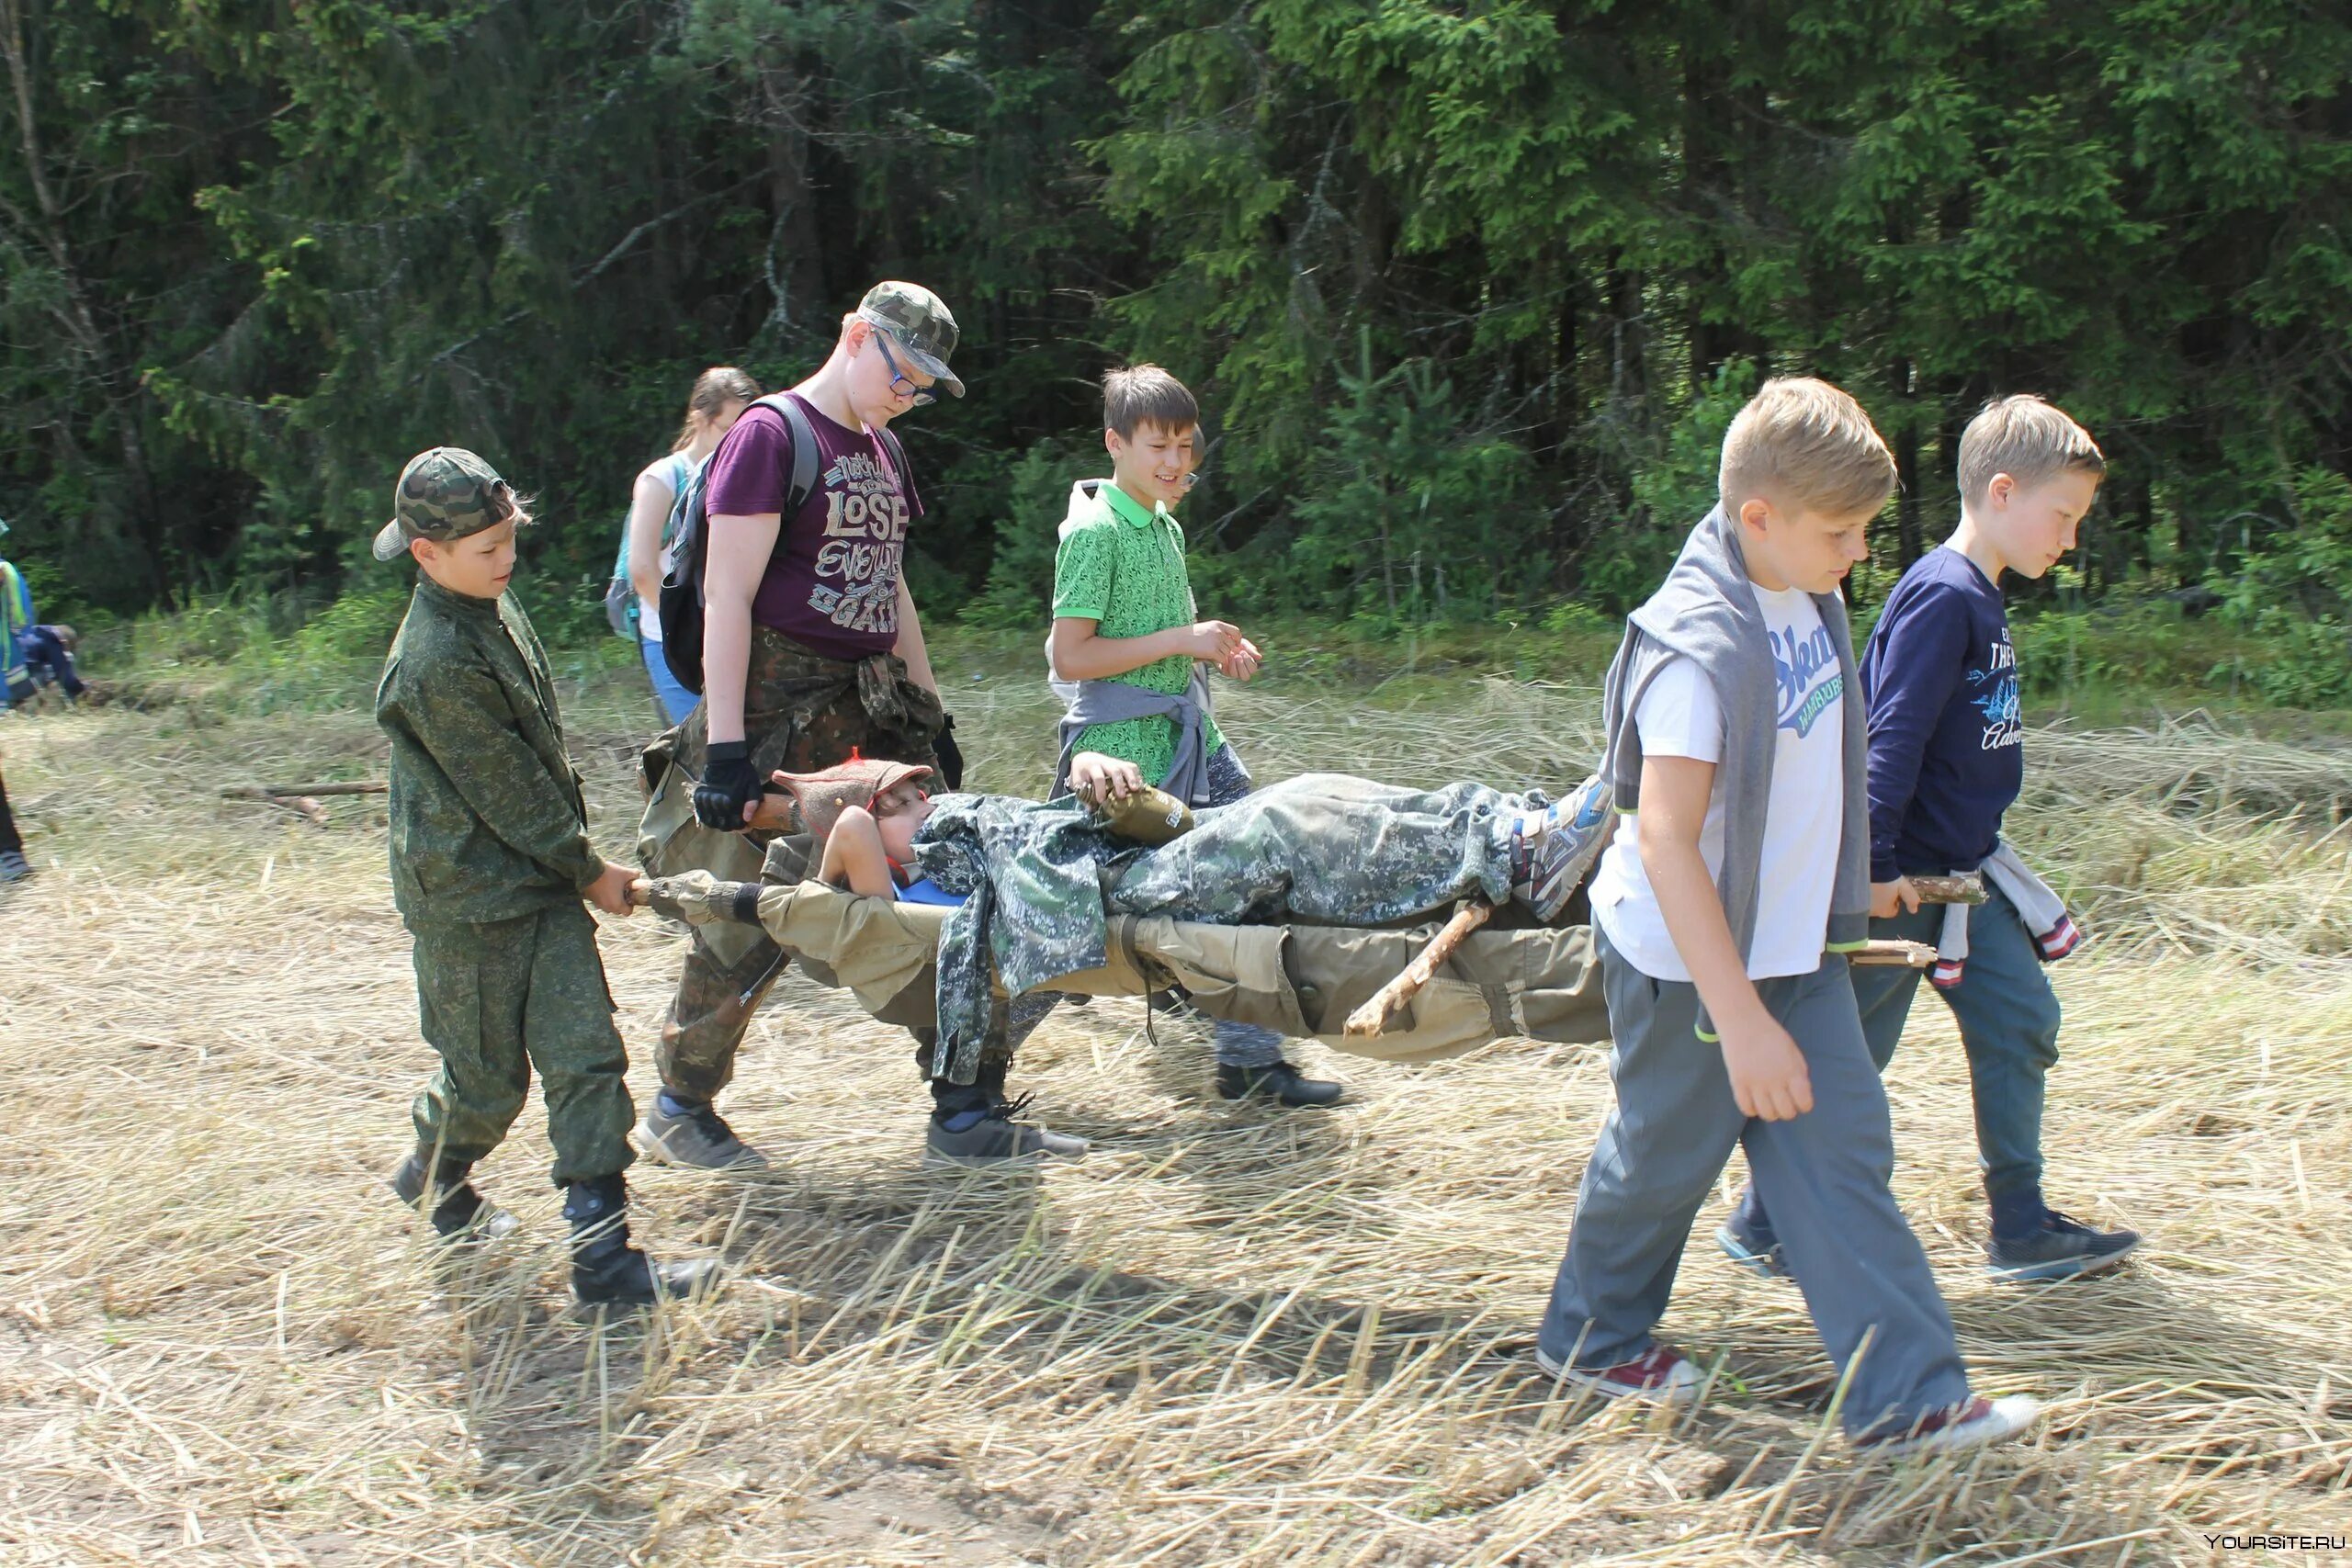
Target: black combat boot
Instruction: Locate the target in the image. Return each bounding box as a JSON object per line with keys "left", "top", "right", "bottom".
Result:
{"left": 1216, "top": 1059, "right": 1345, "bottom": 1108}
{"left": 389, "top": 1150, "right": 519, "bottom": 1241}
{"left": 562, "top": 1173, "right": 723, "bottom": 1307}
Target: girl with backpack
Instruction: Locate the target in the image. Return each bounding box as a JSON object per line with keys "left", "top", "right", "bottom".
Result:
{"left": 610, "top": 367, "right": 761, "bottom": 724}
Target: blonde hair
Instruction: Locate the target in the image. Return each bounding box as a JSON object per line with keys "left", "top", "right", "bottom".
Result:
{"left": 672, "top": 366, "right": 763, "bottom": 453}
{"left": 1102, "top": 364, "right": 1200, "bottom": 440}
{"left": 1957, "top": 394, "right": 2105, "bottom": 508}
{"left": 1717, "top": 377, "right": 1897, "bottom": 518}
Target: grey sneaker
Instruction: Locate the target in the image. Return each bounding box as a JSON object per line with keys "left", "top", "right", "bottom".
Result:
{"left": 1715, "top": 1221, "right": 1792, "bottom": 1281}
{"left": 1986, "top": 1210, "right": 2141, "bottom": 1283}
{"left": 635, "top": 1100, "right": 770, "bottom": 1171}
{"left": 924, "top": 1095, "right": 1090, "bottom": 1167}
{"left": 0, "top": 850, "right": 30, "bottom": 883}
{"left": 1509, "top": 774, "right": 1612, "bottom": 922}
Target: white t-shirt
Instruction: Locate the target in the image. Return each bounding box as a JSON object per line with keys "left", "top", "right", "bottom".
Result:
{"left": 635, "top": 451, "right": 701, "bottom": 644}
{"left": 1589, "top": 584, "right": 1847, "bottom": 982}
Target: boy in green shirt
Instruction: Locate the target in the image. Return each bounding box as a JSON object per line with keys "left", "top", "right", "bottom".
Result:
{"left": 374, "top": 447, "right": 719, "bottom": 1307}
{"left": 1047, "top": 366, "right": 1342, "bottom": 1108}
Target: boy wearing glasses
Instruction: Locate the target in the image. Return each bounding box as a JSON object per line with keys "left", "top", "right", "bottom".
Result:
{"left": 1046, "top": 366, "right": 1344, "bottom": 1109}
{"left": 638, "top": 281, "right": 1058, "bottom": 1170}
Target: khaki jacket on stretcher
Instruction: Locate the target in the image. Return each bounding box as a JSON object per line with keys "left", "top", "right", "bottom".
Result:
{"left": 649, "top": 859, "right": 1611, "bottom": 1065}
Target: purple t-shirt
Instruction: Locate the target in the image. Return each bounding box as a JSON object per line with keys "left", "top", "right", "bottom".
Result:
{"left": 703, "top": 393, "right": 923, "bottom": 660}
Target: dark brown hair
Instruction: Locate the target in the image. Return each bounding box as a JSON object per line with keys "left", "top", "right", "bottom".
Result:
{"left": 1102, "top": 364, "right": 1200, "bottom": 440}
{"left": 672, "top": 366, "right": 763, "bottom": 453}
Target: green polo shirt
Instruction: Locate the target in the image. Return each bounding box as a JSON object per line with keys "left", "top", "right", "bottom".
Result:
{"left": 1050, "top": 480, "right": 1227, "bottom": 786}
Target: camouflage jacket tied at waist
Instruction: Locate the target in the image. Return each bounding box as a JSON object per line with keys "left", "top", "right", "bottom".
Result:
{"left": 910, "top": 773, "right": 1531, "bottom": 1083}
{"left": 378, "top": 577, "right": 601, "bottom": 926}
{"left": 639, "top": 627, "right": 944, "bottom": 826}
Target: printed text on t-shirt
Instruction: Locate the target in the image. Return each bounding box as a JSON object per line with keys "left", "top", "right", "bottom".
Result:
{"left": 1772, "top": 621, "right": 1844, "bottom": 739}
{"left": 1968, "top": 632, "right": 2021, "bottom": 751}
{"left": 809, "top": 452, "right": 908, "bottom": 635}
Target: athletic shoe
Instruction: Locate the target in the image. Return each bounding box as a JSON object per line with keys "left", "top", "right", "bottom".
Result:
{"left": 923, "top": 1094, "right": 1090, "bottom": 1166}
{"left": 1715, "top": 1221, "right": 1793, "bottom": 1280}
{"left": 1531, "top": 1342, "right": 1702, "bottom": 1405}
{"left": 1509, "top": 774, "right": 1612, "bottom": 922}
{"left": 1986, "top": 1210, "right": 2141, "bottom": 1283}
{"left": 1863, "top": 1394, "right": 2044, "bottom": 1456}
{"left": 635, "top": 1100, "right": 770, "bottom": 1171}
{"left": 0, "top": 850, "right": 30, "bottom": 883}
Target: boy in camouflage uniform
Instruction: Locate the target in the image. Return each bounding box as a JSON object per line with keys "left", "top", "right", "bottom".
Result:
{"left": 375, "top": 447, "right": 718, "bottom": 1307}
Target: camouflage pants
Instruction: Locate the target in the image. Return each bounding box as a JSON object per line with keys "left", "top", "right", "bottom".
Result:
{"left": 408, "top": 902, "right": 635, "bottom": 1185}
{"left": 646, "top": 629, "right": 944, "bottom": 1102}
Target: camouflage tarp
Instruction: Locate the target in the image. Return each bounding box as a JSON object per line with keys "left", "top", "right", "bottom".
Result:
{"left": 641, "top": 871, "right": 1609, "bottom": 1065}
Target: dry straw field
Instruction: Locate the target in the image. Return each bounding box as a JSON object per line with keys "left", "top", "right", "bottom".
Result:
{"left": 2, "top": 649, "right": 2347, "bottom": 1566}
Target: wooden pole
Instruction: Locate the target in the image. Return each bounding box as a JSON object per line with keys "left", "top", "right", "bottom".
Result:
{"left": 220, "top": 782, "right": 387, "bottom": 800}
{"left": 1849, "top": 939, "right": 1938, "bottom": 968}
{"left": 1908, "top": 873, "right": 1984, "bottom": 905}
{"left": 1343, "top": 900, "right": 1494, "bottom": 1039}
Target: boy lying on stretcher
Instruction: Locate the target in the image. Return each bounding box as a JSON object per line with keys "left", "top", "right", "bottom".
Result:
{"left": 701, "top": 753, "right": 1615, "bottom": 1089}
{"left": 744, "top": 750, "right": 1607, "bottom": 923}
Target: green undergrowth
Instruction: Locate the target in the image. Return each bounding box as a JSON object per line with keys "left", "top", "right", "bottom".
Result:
{"left": 66, "top": 582, "right": 2352, "bottom": 743}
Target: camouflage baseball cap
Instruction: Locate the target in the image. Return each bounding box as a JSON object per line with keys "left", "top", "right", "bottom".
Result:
{"left": 371, "top": 447, "right": 517, "bottom": 562}
{"left": 855, "top": 281, "right": 965, "bottom": 399}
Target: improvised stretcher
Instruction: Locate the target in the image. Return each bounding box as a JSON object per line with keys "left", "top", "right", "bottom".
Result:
{"left": 636, "top": 866, "right": 1614, "bottom": 1065}
{"left": 632, "top": 859, "right": 1970, "bottom": 1065}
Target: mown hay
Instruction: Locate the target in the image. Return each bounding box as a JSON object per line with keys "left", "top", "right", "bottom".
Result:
{"left": 0, "top": 662, "right": 2346, "bottom": 1565}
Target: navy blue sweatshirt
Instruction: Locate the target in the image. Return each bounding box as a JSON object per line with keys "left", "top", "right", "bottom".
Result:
{"left": 1860, "top": 547, "right": 2022, "bottom": 881}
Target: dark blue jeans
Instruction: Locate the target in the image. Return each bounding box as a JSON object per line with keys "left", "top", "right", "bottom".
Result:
{"left": 1852, "top": 886, "right": 2061, "bottom": 1213}
{"left": 19, "top": 626, "right": 83, "bottom": 697}
{"left": 1198, "top": 744, "right": 1286, "bottom": 1069}
{"left": 1736, "top": 885, "right": 2061, "bottom": 1239}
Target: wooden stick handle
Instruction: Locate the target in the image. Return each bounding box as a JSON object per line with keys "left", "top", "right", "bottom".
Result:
{"left": 220, "top": 782, "right": 387, "bottom": 800}
{"left": 1849, "top": 938, "right": 1938, "bottom": 968}
{"left": 1907, "top": 873, "right": 1984, "bottom": 905}
{"left": 221, "top": 794, "right": 328, "bottom": 827}
{"left": 1343, "top": 900, "right": 1494, "bottom": 1038}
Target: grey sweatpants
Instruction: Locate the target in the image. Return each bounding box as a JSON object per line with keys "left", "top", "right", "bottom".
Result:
{"left": 1537, "top": 930, "right": 1970, "bottom": 1438}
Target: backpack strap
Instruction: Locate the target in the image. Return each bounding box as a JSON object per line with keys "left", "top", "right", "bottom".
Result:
{"left": 748, "top": 391, "right": 822, "bottom": 524}
{"left": 873, "top": 422, "right": 910, "bottom": 492}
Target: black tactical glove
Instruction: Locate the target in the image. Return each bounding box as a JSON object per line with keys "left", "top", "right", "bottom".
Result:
{"left": 934, "top": 714, "right": 966, "bottom": 792}
{"left": 693, "top": 741, "right": 763, "bottom": 829}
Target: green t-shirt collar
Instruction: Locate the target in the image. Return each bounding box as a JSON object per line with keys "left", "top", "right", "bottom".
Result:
{"left": 1100, "top": 481, "right": 1167, "bottom": 531}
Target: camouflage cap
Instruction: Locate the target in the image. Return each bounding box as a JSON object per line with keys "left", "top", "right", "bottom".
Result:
{"left": 371, "top": 447, "right": 516, "bottom": 562}
{"left": 771, "top": 756, "right": 935, "bottom": 840}
{"left": 855, "top": 281, "right": 965, "bottom": 399}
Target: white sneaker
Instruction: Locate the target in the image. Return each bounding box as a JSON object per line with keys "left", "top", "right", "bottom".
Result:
{"left": 1867, "top": 1393, "right": 2044, "bottom": 1456}
{"left": 1532, "top": 1342, "right": 1702, "bottom": 1406}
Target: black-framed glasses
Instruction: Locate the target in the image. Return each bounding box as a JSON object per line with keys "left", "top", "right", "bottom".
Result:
{"left": 872, "top": 332, "right": 936, "bottom": 408}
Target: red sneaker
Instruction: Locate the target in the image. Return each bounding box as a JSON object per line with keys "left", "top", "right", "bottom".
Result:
{"left": 1532, "top": 1343, "right": 1702, "bottom": 1405}
{"left": 1864, "top": 1394, "right": 2043, "bottom": 1455}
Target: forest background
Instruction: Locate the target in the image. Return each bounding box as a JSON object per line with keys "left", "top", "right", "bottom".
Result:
{"left": 6, "top": 0, "right": 2351, "bottom": 707}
